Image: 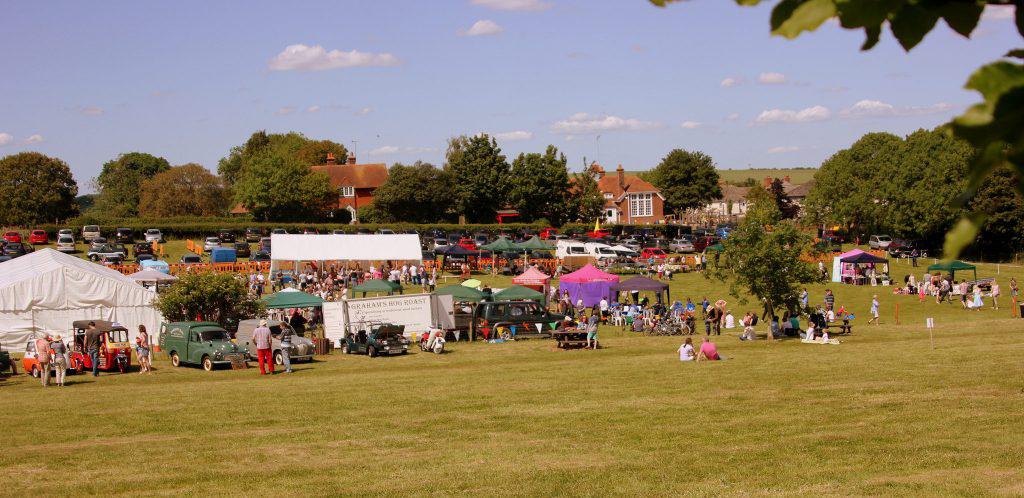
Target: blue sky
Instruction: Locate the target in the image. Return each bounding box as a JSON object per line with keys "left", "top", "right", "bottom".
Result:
{"left": 1, "top": 0, "right": 1020, "bottom": 191}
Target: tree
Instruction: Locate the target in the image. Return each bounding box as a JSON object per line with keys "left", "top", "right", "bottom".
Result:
{"left": 139, "top": 163, "right": 230, "bottom": 218}
{"left": 232, "top": 148, "right": 336, "bottom": 221}
{"left": 508, "top": 146, "right": 575, "bottom": 225}
{"left": 651, "top": 149, "right": 722, "bottom": 218}
{"left": 569, "top": 168, "right": 606, "bottom": 223}
{"left": 0, "top": 152, "right": 78, "bottom": 225}
{"left": 218, "top": 131, "right": 347, "bottom": 188}
{"left": 650, "top": 0, "right": 1024, "bottom": 257}
{"left": 970, "top": 166, "right": 1024, "bottom": 258}
{"left": 93, "top": 152, "right": 171, "bottom": 218}
{"left": 370, "top": 161, "right": 453, "bottom": 223}
{"left": 706, "top": 185, "right": 824, "bottom": 332}
{"left": 153, "top": 272, "right": 264, "bottom": 324}
{"left": 768, "top": 178, "right": 800, "bottom": 220}
{"left": 444, "top": 134, "right": 509, "bottom": 223}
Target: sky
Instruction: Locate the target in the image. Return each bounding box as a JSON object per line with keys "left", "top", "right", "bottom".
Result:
{"left": 1, "top": 0, "right": 1020, "bottom": 192}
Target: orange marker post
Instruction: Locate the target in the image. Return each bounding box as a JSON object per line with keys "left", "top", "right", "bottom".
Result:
{"left": 894, "top": 303, "right": 900, "bottom": 325}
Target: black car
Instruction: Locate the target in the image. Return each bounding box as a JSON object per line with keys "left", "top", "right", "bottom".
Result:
{"left": 136, "top": 253, "right": 156, "bottom": 263}
{"left": 234, "top": 242, "right": 252, "bottom": 258}
{"left": 467, "top": 300, "right": 566, "bottom": 340}
{"left": 341, "top": 323, "right": 409, "bottom": 357}
{"left": 133, "top": 242, "right": 154, "bottom": 257}
{"left": 888, "top": 239, "right": 927, "bottom": 258}
{"left": 115, "top": 228, "right": 134, "bottom": 243}
{"left": 2, "top": 242, "right": 29, "bottom": 258}
{"left": 180, "top": 254, "right": 203, "bottom": 264}
{"left": 271, "top": 228, "right": 287, "bottom": 235}
{"left": 218, "top": 229, "right": 236, "bottom": 243}
{"left": 244, "top": 227, "right": 262, "bottom": 243}
{"left": 251, "top": 250, "right": 271, "bottom": 262}
{"left": 259, "top": 237, "right": 272, "bottom": 253}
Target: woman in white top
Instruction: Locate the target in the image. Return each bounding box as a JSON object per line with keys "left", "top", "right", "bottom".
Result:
{"left": 724, "top": 311, "right": 735, "bottom": 329}
{"left": 991, "top": 281, "right": 1000, "bottom": 310}
{"left": 678, "top": 337, "right": 695, "bottom": 361}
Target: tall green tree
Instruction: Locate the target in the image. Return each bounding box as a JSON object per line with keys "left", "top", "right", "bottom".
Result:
{"left": 707, "top": 185, "right": 824, "bottom": 326}
{"left": 444, "top": 134, "right": 509, "bottom": 223}
{"left": 93, "top": 152, "right": 170, "bottom": 218}
{"left": 232, "top": 148, "right": 335, "bottom": 221}
{"left": 153, "top": 272, "right": 263, "bottom": 324}
{"left": 0, "top": 152, "right": 78, "bottom": 225}
{"left": 218, "top": 131, "right": 347, "bottom": 188}
{"left": 970, "top": 166, "right": 1024, "bottom": 258}
{"left": 569, "top": 169, "right": 606, "bottom": 223}
{"left": 651, "top": 149, "right": 722, "bottom": 218}
{"left": 768, "top": 178, "right": 800, "bottom": 220}
{"left": 650, "top": 0, "right": 1024, "bottom": 258}
{"left": 508, "top": 146, "right": 574, "bottom": 225}
{"left": 139, "top": 163, "right": 230, "bottom": 218}
{"left": 370, "top": 161, "right": 453, "bottom": 223}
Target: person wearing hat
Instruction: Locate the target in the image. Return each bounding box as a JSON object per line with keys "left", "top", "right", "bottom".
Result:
{"left": 50, "top": 335, "right": 68, "bottom": 386}
{"left": 34, "top": 334, "right": 53, "bottom": 387}
{"left": 252, "top": 319, "right": 274, "bottom": 375}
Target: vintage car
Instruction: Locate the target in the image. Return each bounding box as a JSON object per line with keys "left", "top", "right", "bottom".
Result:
{"left": 22, "top": 339, "right": 68, "bottom": 378}
{"left": 69, "top": 320, "right": 133, "bottom": 373}
{"left": 341, "top": 323, "right": 409, "bottom": 357}
{"left": 235, "top": 319, "right": 316, "bottom": 365}
{"left": 468, "top": 300, "right": 566, "bottom": 341}
{"left": 159, "top": 321, "right": 246, "bottom": 371}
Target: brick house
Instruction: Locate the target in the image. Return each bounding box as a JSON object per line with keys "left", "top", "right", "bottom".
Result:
{"left": 312, "top": 152, "right": 388, "bottom": 223}
{"left": 590, "top": 163, "right": 666, "bottom": 224}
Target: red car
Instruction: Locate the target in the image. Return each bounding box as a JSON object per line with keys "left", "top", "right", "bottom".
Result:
{"left": 3, "top": 231, "right": 22, "bottom": 243}
{"left": 457, "top": 237, "right": 477, "bottom": 251}
{"left": 29, "top": 230, "right": 48, "bottom": 244}
{"left": 641, "top": 247, "right": 668, "bottom": 260}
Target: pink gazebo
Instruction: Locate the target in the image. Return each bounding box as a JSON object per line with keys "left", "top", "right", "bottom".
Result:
{"left": 558, "top": 264, "right": 620, "bottom": 307}
{"left": 513, "top": 266, "right": 552, "bottom": 304}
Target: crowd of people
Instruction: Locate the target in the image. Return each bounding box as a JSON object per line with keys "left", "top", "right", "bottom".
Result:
{"left": 893, "top": 273, "right": 1014, "bottom": 311}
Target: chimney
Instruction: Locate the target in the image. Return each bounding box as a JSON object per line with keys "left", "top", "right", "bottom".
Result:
{"left": 617, "top": 164, "right": 625, "bottom": 190}
{"left": 347, "top": 152, "right": 357, "bottom": 165}
{"left": 326, "top": 153, "right": 337, "bottom": 165}
{"left": 784, "top": 175, "right": 791, "bottom": 183}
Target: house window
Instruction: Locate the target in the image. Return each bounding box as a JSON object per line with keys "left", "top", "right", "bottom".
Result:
{"left": 340, "top": 186, "right": 355, "bottom": 198}
{"left": 603, "top": 193, "right": 613, "bottom": 200}
{"left": 629, "top": 193, "right": 652, "bottom": 218}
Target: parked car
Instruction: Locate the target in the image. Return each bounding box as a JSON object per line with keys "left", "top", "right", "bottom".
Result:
{"left": 133, "top": 242, "right": 154, "bottom": 257}
{"left": 236, "top": 319, "right": 315, "bottom": 365}
{"left": 115, "top": 228, "right": 134, "bottom": 243}
{"left": 3, "top": 231, "right": 22, "bottom": 244}
{"left": 473, "top": 233, "right": 489, "bottom": 247}
{"left": 210, "top": 247, "right": 237, "bottom": 263}
{"left": 457, "top": 237, "right": 477, "bottom": 251}
{"left": 259, "top": 237, "right": 272, "bottom": 253}
{"left": 29, "top": 230, "right": 48, "bottom": 244}
{"left": 376, "top": 228, "right": 396, "bottom": 235}
{"left": 58, "top": 228, "right": 74, "bottom": 238}
{"left": 3, "top": 242, "right": 31, "bottom": 258}
{"left": 88, "top": 244, "right": 126, "bottom": 261}
{"left": 159, "top": 322, "right": 247, "bottom": 371}
{"left": 432, "top": 238, "right": 449, "bottom": 250}
{"left": 180, "top": 254, "right": 203, "bottom": 264}
{"left": 136, "top": 253, "right": 156, "bottom": 263}
{"left": 56, "top": 236, "right": 76, "bottom": 253}
{"left": 641, "top": 247, "right": 668, "bottom": 260}
{"left": 89, "top": 237, "right": 108, "bottom": 251}
{"left": 887, "top": 239, "right": 926, "bottom": 258}
{"left": 82, "top": 225, "right": 101, "bottom": 242}
{"left": 22, "top": 340, "right": 71, "bottom": 378}
{"left": 144, "top": 228, "right": 163, "bottom": 243}
{"left": 669, "top": 238, "right": 695, "bottom": 253}
{"left": 234, "top": 242, "right": 251, "bottom": 258}
{"left": 99, "top": 254, "right": 124, "bottom": 266}
{"left": 244, "top": 227, "right": 262, "bottom": 242}
{"left": 271, "top": 228, "right": 287, "bottom": 235}
{"left": 218, "top": 229, "right": 236, "bottom": 243}
{"left": 618, "top": 237, "right": 643, "bottom": 252}
{"left": 468, "top": 300, "right": 566, "bottom": 340}
{"left": 340, "top": 323, "right": 409, "bottom": 357}
{"left": 251, "top": 250, "right": 271, "bottom": 262}
{"left": 203, "top": 237, "right": 221, "bottom": 252}
{"left": 331, "top": 229, "right": 347, "bottom": 235}
{"left": 692, "top": 236, "right": 721, "bottom": 253}
{"left": 868, "top": 234, "right": 893, "bottom": 250}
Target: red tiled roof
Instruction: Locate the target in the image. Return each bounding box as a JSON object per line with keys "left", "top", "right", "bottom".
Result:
{"left": 597, "top": 174, "right": 660, "bottom": 201}
{"left": 311, "top": 163, "right": 388, "bottom": 189}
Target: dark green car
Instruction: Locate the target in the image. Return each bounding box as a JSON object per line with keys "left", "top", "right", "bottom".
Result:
{"left": 159, "top": 321, "right": 247, "bottom": 371}
{"left": 341, "top": 324, "right": 409, "bottom": 357}
{"left": 0, "top": 343, "right": 10, "bottom": 374}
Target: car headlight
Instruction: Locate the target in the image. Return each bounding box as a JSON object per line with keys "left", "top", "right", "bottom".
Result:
{"left": 215, "top": 352, "right": 223, "bottom": 360}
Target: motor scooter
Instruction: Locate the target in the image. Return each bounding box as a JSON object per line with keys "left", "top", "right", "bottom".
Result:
{"left": 419, "top": 329, "right": 446, "bottom": 354}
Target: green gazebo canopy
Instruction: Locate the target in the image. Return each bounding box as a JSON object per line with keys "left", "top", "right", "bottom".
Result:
{"left": 435, "top": 284, "right": 486, "bottom": 302}
{"left": 706, "top": 243, "right": 725, "bottom": 252}
{"left": 480, "top": 236, "right": 519, "bottom": 253}
{"left": 514, "top": 236, "right": 551, "bottom": 251}
{"left": 493, "top": 284, "right": 544, "bottom": 302}
{"left": 927, "top": 260, "right": 977, "bottom": 280}
{"left": 351, "top": 279, "right": 402, "bottom": 295}
{"left": 262, "top": 290, "right": 325, "bottom": 309}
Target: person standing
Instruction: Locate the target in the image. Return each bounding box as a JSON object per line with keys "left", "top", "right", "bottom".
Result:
{"left": 253, "top": 319, "right": 274, "bottom": 375}
{"left": 991, "top": 280, "right": 1000, "bottom": 310}
{"left": 585, "top": 311, "right": 599, "bottom": 349}
{"left": 34, "top": 334, "right": 52, "bottom": 387}
{"left": 868, "top": 295, "right": 880, "bottom": 325}
{"left": 1010, "top": 277, "right": 1019, "bottom": 301}
{"left": 136, "top": 325, "right": 151, "bottom": 374}
{"left": 50, "top": 335, "right": 68, "bottom": 387}
{"left": 824, "top": 289, "right": 835, "bottom": 312}
{"left": 280, "top": 323, "right": 294, "bottom": 374}
{"left": 85, "top": 321, "right": 102, "bottom": 377}
{"left": 800, "top": 289, "right": 809, "bottom": 312}
{"left": 910, "top": 248, "right": 919, "bottom": 267}
{"left": 289, "top": 310, "right": 307, "bottom": 337}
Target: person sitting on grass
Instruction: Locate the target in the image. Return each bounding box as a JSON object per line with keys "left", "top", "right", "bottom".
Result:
{"left": 739, "top": 312, "right": 757, "bottom": 341}
{"left": 677, "top": 337, "right": 695, "bottom": 362}
{"left": 696, "top": 336, "right": 721, "bottom": 361}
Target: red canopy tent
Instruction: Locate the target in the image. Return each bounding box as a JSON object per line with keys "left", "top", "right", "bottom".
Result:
{"left": 513, "top": 266, "right": 552, "bottom": 304}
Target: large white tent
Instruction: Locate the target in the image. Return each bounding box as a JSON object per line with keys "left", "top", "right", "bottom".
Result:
{"left": 270, "top": 234, "right": 422, "bottom": 272}
{"left": 0, "top": 249, "right": 163, "bottom": 350}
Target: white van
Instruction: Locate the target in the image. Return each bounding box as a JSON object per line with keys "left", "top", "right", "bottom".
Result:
{"left": 555, "top": 240, "right": 588, "bottom": 259}
{"left": 584, "top": 242, "right": 619, "bottom": 262}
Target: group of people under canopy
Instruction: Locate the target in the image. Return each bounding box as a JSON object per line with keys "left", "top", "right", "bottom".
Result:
{"left": 833, "top": 249, "right": 890, "bottom": 285}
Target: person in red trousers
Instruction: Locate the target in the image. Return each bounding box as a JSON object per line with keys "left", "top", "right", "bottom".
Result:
{"left": 252, "top": 319, "right": 274, "bottom": 375}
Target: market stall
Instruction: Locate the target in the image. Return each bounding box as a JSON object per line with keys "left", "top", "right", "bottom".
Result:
{"left": 609, "top": 276, "right": 669, "bottom": 304}
{"left": 350, "top": 279, "right": 402, "bottom": 298}
{"left": 263, "top": 289, "right": 325, "bottom": 309}
{"left": 512, "top": 266, "right": 551, "bottom": 304}
{"left": 927, "top": 260, "right": 978, "bottom": 281}
{"left": 558, "top": 263, "right": 620, "bottom": 307}
{"left": 833, "top": 249, "right": 888, "bottom": 284}
{"left": 493, "top": 285, "right": 545, "bottom": 302}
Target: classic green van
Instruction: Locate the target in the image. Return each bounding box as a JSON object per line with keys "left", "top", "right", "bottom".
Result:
{"left": 158, "top": 322, "right": 247, "bottom": 371}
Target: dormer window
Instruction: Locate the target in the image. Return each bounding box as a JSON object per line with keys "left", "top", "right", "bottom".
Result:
{"left": 341, "top": 186, "right": 355, "bottom": 198}
{"left": 603, "top": 193, "right": 613, "bottom": 200}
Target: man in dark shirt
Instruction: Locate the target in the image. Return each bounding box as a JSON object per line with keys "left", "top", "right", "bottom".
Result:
{"left": 84, "top": 321, "right": 102, "bottom": 377}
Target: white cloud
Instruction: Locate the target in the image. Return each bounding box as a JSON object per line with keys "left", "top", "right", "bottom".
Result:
{"left": 720, "top": 77, "right": 740, "bottom": 88}
{"left": 275, "top": 107, "right": 296, "bottom": 115}
{"left": 462, "top": 19, "right": 504, "bottom": 36}
{"left": 768, "top": 146, "right": 799, "bottom": 154}
{"left": 724, "top": 112, "right": 740, "bottom": 122}
{"left": 356, "top": 107, "right": 372, "bottom": 116}
{"left": 268, "top": 44, "right": 401, "bottom": 72}
{"left": 369, "top": 146, "right": 400, "bottom": 155}
{"left": 758, "top": 72, "right": 787, "bottom": 84}
{"left": 755, "top": 105, "right": 831, "bottom": 124}
{"left": 80, "top": 105, "right": 104, "bottom": 116}
{"left": 493, "top": 130, "right": 533, "bottom": 141}
{"left": 470, "top": 0, "right": 551, "bottom": 12}
{"left": 680, "top": 121, "right": 702, "bottom": 129}
{"left": 982, "top": 5, "right": 1014, "bottom": 20}
{"left": 551, "top": 112, "right": 662, "bottom": 134}
{"left": 24, "top": 134, "right": 44, "bottom": 144}
{"left": 306, "top": 105, "right": 320, "bottom": 113}
{"left": 368, "top": 145, "right": 437, "bottom": 156}
{"left": 840, "top": 99, "right": 954, "bottom": 118}
{"left": 0, "top": 133, "right": 12, "bottom": 146}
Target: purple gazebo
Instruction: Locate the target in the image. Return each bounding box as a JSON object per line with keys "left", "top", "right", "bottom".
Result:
{"left": 558, "top": 264, "right": 620, "bottom": 307}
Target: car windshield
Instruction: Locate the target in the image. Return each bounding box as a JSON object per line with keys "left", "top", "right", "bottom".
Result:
{"left": 198, "top": 330, "right": 228, "bottom": 342}
{"left": 184, "top": 256, "right": 200, "bottom": 263}
{"left": 58, "top": 237, "right": 73, "bottom": 243}
{"left": 147, "top": 229, "right": 159, "bottom": 234}
{"left": 84, "top": 225, "right": 99, "bottom": 231}
{"left": 878, "top": 236, "right": 892, "bottom": 242}
{"left": 107, "top": 329, "right": 128, "bottom": 342}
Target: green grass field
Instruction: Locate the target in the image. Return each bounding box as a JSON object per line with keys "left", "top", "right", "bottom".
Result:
{"left": 1, "top": 256, "right": 1022, "bottom": 496}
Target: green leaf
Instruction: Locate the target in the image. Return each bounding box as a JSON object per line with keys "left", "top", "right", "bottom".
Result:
{"left": 771, "top": 0, "right": 838, "bottom": 39}
{"left": 1007, "top": 49, "right": 1024, "bottom": 60}
{"left": 889, "top": 3, "right": 940, "bottom": 50}
{"left": 835, "top": 0, "right": 901, "bottom": 28}
{"left": 936, "top": 1, "right": 984, "bottom": 38}
{"left": 942, "top": 214, "right": 984, "bottom": 260}
{"left": 861, "top": 25, "right": 881, "bottom": 50}
{"left": 1017, "top": 1, "right": 1024, "bottom": 37}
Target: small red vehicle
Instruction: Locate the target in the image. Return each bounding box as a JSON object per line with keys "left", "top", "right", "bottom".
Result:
{"left": 457, "top": 237, "right": 477, "bottom": 251}
{"left": 539, "top": 228, "right": 559, "bottom": 240}
{"left": 29, "top": 230, "right": 48, "bottom": 244}
{"left": 22, "top": 339, "right": 67, "bottom": 378}
{"left": 641, "top": 247, "right": 668, "bottom": 260}
{"left": 3, "top": 231, "right": 22, "bottom": 243}
{"left": 68, "top": 320, "right": 133, "bottom": 373}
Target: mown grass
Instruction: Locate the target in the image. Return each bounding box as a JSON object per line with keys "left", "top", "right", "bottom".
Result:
{"left": 1, "top": 257, "right": 1022, "bottom": 496}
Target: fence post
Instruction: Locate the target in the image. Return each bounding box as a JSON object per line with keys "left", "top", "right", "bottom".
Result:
{"left": 894, "top": 303, "right": 900, "bottom": 325}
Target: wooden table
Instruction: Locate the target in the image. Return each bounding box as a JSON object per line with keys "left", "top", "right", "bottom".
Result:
{"left": 552, "top": 329, "right": 590, "bottom": 349}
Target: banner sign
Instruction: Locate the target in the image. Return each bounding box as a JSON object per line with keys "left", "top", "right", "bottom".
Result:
{"left": 322, "top": 294, "right": 453, "bottom": 343}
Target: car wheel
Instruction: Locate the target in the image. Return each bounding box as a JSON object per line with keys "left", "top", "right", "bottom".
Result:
{"left": 368, "top": 346, "right": 378, "bottom": 358}
{"left": 201, "top": 356, "right": 213, "bottom": 372}
{"left": 170, "top": 352, "right": 181, "bottom": 367}
{"left": 341, "top": 343, "right": 350, "bottom": 354}
{"left": 30, "top": 365, "right": 40, "bottom": 378}
{"left": 273, "top": 351, "right": 283, "bottom": 365}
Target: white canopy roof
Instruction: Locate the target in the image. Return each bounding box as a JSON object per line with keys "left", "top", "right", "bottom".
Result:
{"left": 129, "top": 269, "right": 179, "bottom": 282}
{"left": 270, "top": 234, "right": 422, "bottom": 262}
{"left": 0, "top": 249, "right": 162, "bottom": 349}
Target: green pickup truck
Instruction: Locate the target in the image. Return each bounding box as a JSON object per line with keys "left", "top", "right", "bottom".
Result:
{"left": 159, "top": 322, "right": 247, "bottom": 371}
